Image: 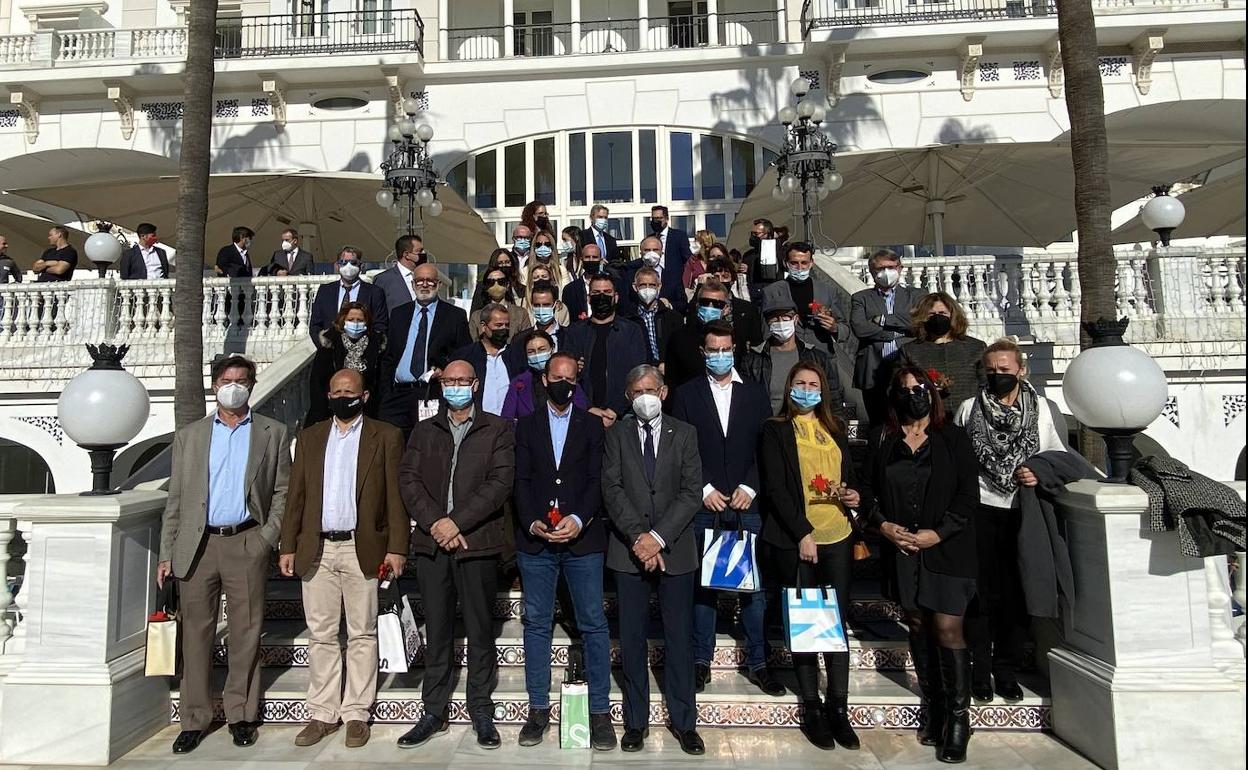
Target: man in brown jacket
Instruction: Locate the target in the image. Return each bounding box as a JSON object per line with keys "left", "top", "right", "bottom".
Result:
{"left": 278, "top": 369, "right": 408, "bottom": 749}
{"left": 395, "top": 359, "right": 515, "bottom": 751}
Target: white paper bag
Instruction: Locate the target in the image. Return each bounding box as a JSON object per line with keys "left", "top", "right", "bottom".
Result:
{"left": 378, "top": 579, "right": 421, "bottom": 673}
{"left": 759, "top": 238, "right": 777, "bottom": 265}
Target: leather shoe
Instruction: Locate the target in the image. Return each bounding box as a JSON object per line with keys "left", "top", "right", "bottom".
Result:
{"left": 471, "top": 706, "right": 501, "bottom": 749}
{"left": 971, "top": 682, "right": 994, "bottom": 704}
{"left": 746, "top": 667, "right": 787, "bottom": 697}
{"left": 171, "top": 730, "right": 204, "bottom": 754}
{"left": 675, "top": 729, "right": 705, "bottom": 756}
{"left": 518, "top": 707, "right": 550, "bottom": 747}
{"left": 229, "top": 722, "right": 258, "bottom": 747}
{"left": 590, "top": 713, "right": 617, "bottom": 751}
{"left": 694, "top": 663, "right": 711, "bottom": 693}
{"left": 995, "top": 678, "right": 1024, "bottom": 703}
{"left": 294, "top": 720, "right": 339, "bottom": 747}
{"left": 620, "top": 727, "right": 648, "bottom": 752}
{"left": 344, "top": 720, "right": 370, "bottom": 748}
{"left": 397, "top": 714, "right": 448, "bottom": 748}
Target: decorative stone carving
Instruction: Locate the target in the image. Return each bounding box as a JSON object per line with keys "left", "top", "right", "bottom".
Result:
{"left": 1044, "top": 40, "right": 1063, "bottom": 98}
{"left": 823, "top": 48, "right": 846, "bottom": 107}
{"left": 382, "top": 67, "right": 404, "bottom": 116}
{"left": 103, "top": 80, "right": 135, "bottom": 140}
{"left": 259, "top": 73, "right": 287, "bottom": 129}
{"left": 959, "top": 38, "right": 985, "bottom": 102}
{"left": 6, "top": 88, "right": 39, "bottom": 144}
{"left": 1131, "top": 31, "right": 1165, "bottom": 96}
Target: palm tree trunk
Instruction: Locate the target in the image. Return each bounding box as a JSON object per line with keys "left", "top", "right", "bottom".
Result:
{"left": 173, "top": 0, "right": 218, "bottom": 428}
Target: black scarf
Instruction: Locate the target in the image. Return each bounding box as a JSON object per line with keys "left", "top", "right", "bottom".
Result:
{"left": 967, "top": 381, "right": 1041, "bottom": 495}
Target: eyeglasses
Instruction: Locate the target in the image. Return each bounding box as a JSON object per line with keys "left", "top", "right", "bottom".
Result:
{"left": 412, "top": 277, "right": 438, "bottom": 286}
{"left": 441, "top": 377, "right": 476, "bottom": 387}
{"left": 697, "top": 298, "right": 728, "bottom": 309}
{"left": 485, "top": 277, "right": 509, "bottom": 287}
{"left": 898, "top": 384, "right": 930, "bottom": 396}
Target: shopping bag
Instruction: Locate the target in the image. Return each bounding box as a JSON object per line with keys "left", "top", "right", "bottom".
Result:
{"left": 559, "top": 680, "right": 591, "bottom": 749}
{"left": 699, "top": 524, "right": 760, "bottom": 592}
{"left": 145, "top": 578, "right": 179, "bottom": 677}
{"left": 783, "top": 586, "right": 848, "bottom": 654}
{"left": 378, "top": 578, "right": 421, "bottom": 674}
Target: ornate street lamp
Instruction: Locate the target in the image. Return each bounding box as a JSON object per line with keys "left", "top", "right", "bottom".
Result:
{"left": 83, "top": 221, "right": 124, "bottom": 278}
{"left": 1139, "top": 184, "right": 1186, "bottom": 246}
{"left": 772, "top": 76, "right": 842, "bottom": 245}
{"left": 57, "top": 344, "right": 150, "bottom": 495}
{"left": 1062, "top": 318, "right": 1168, "bottom": 483}
{"left": 376, "top": 97, "right": 443, "bottom": 236}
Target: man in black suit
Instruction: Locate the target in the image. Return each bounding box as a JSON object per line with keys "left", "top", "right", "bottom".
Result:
{"left": 215, "top": 226, "right": 255, "bottom": 278}
{"left": 561, "top": 242, "right": 629, "bottom": 322}
{"left": 372, "top": 234, "right": 426, "bottom": 317}
{"left": 644, "top": 206, "right": 690, "bottom": 310}
{"left": 849, "top": 248, "right": 923, "bottom": 425}
{"left": 664, "top": 278, "right": 760, "bottom": 391}
{"left": 263, "top": 227, "right": 314, "bottom": 276}
{"left": 308, "top": 246, "right": 389, "bottom": 342}
{"left": 669, "top": 321, "right": 783, "bottom": 698}
{"left": 578, "top": 204, "right": 619, "bottom": 264}
{"left": 562, "top": 273, "right": 648, "bottom": 430}
{"left": 601, "top": 364, "right": 704, "bottom": 756}
{"left": 119, "top": 222, "right": 171, "bottom": 280}
{"left": 378, "top": 262, "right": 472, "bottom": 434}
{"left": 513, "top": 282, "right": 566, "bottom": 352}
{"left": 451, "top": 303, "right": 526, "bottom": 416}
{"left": 512, "top": 351, "right": 615, "bottom": 751}
{"left": 739, "top": 218, "right": 780, "bottom": 286}
{"left": 621, "top": 266, "right": 682, "bottom": 367}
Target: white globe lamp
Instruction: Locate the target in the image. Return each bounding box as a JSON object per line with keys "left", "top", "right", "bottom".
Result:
{"left": 58, "top": 344, "right": 150, "bottom": 494}
{"left": 84, "top": 224, "right": 123, "bottom": 278}
{"left": 1139, "top": 185, "right": 1186, "bottom": 247}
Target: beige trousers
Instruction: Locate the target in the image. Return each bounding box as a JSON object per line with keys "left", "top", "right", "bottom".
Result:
{"left": 302, "top": 537, "right": 379, "bottom": 724}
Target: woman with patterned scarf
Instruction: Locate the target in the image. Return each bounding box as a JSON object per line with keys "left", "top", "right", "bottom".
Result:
{"left": 953, "top": 338, "right": 1066, "bottom": 708}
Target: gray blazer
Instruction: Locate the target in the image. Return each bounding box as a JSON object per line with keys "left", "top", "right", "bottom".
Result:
{"left": 159, "top": 411, "right": 292, "bottom": 577}
{"left": 601, "top": 413, "right": 702, "bottom": 575}
{"left": 849, "top": 284, "right": 924, "bottom": 391}
{"left": 373, "top": 266, "right": 414, "bottom": 316}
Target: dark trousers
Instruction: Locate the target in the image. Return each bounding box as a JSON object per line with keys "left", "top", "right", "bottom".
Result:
{"left": 614, "top": 568, "right": 697, "bottom": 731}
{"left": 965, "top": 503, "right": 1028, "bottom": 685}
{"left": 414, "top": 550, "right": 499, "bottom": 718}
{"left": 774, "top": 538, "right": 853, "bottom": 703}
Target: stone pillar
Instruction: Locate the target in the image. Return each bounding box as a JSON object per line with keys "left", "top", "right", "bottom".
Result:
{"left": 0, "top": 491, "right": 170, "bottom": 766}
{"left": 706, "top": 0, "right": 718, "bottom": 46}
{"left": 1049, "top": 480, "right": 1245, "bottom": 770}
{"left": 502, "top": 0, "right": 514, "bottom": 57}
{"left": 638, "top": 0, "right": 649, "bottom": 51}
{"left": 570, "top": 0, "right": 580, "bottom": 54}
{"left": 437, "top": 0, "right": 448, "bottom": 61}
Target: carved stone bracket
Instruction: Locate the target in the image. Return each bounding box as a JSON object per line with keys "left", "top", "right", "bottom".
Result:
{"left": 381, "top": 67, "right": 404, "bottom": 117}
{"left": 825, "top": 46, "right": 847, "bottom": 107}
{"left": 1131, "top": 31, "right": 1165, "bottom": 96}
{"left": 7, "top": 87, "right": 39, "bottom": 144}
{"left": 1044, "top": 39, "right": 1063, "bottom": 98}
{"left": 103, "top": 80, "right": 135, "bottom": 140}
{"left": 259, "top": 73, "right": 287, "bottom": 129}
{"left": 959, "top": 37, "right": 985, "bottom": 103}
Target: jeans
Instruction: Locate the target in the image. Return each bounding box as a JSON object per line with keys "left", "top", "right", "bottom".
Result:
{"left": 516, "top": 549, "right": 610, "bottom": 713}
{"left": 692, "top": 511, "right": 768, "bottom": 671}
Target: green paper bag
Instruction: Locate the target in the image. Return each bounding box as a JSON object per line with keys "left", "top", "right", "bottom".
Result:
{"left": 559, "top": 680, "right": 591, "bottom": 749}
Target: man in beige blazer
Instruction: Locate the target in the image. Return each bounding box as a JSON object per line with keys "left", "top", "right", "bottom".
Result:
{"left": 279, "top": 369, "right": 408, "bottom": 749}
{"left": 156, "top": 354, "right": 291, "bottom": 755}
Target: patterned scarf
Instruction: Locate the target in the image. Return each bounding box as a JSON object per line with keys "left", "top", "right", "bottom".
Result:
{"left": 967, "top": 380, "right": 1041, "bottom": 495}
{"left": 341, "top": 333, "right": 369, "bottom": 373}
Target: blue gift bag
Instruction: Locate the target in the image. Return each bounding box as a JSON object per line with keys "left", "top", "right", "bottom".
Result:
{"left": 783, "top": 587, "right": 849, "bottom": 653}
{"left": 700, "top": 527, "right": 760, "bottom": 592}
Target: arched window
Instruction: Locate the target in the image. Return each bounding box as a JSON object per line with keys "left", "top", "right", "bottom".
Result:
{"left": 0, "top": 439, "right": 54, "bottom": 494}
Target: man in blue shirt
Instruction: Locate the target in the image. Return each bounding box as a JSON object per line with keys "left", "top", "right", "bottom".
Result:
{"left": 157, "top": 355, "right": 291, "bottom": 755}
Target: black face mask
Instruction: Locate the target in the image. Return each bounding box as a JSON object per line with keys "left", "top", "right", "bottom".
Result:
{"left": 749, "top": 235, "right": 762, "bottom": 249}
{"left": 328, "top": 395, "right": 365, "bottom": 420}
{"left": 582, "top": 261, "right": 602, "bottom": 277}
{"left": 894, "top": 392, "right": 932, "bottom": 422}
{"left": 986, "top": 372, "right": 1019, "bottom": 398}
{"left": 589, "top": 293, "right": 615, "bottom": 319}
{"left": 535, "top": 216, "right": 550, "bottom": 230}
{"left": 546, "top": 379, "right": 575, "bottom": 407}
{"left": 487, "top": 328, "right": 510, "bottom": 349}
{"left": 924, "top": 314, "right": 953, "bottom": 338}
{"left": 649, "top": 218, "right": 665, "bottom": 234}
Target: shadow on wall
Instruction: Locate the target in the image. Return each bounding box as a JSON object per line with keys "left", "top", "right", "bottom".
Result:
{"left": 937, "top": 118, "right": 997, "bottom": 145}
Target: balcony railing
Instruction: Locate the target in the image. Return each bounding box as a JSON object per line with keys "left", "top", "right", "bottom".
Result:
{"left": 446, "top": 10, "right": 777, "bottom": 61}
{"left": 802, "top": 0, "right": 1234, "bottom": 30}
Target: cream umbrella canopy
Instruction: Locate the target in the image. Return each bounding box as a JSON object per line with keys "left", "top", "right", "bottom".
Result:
{"left": 13, "top": 171, "right": 498, "bottom": 266}
{"left": 1112, "top": 166, "right": 1246, "bottom": 243}
{"left": 728, "top": 142, "right": 1246, "bottom": 253}
{"left": 0, "top": 204, "right": 88, "bottom": 269}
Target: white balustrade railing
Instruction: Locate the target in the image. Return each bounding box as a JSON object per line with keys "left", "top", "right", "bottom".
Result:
{"left": 130, "top": 27, "right": 188, "bottom": 59}
{"left": 55, "top": 29, "right": 116, "bottom": 62}
{"left": 0, "top": 33, "right": 35, "bottom": 65}
{"left": 0, "top": 26, "right": 187, "bottom": 69}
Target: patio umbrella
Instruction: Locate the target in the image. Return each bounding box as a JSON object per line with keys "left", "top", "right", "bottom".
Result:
{"left": 728, "top": 142, "right": 1245, "bottom": 252}
{"left": 1112, "top": 165, "right": 1246, "bottom": 243}
{"left": 0, "top": 204, "right": 87, "bottom": 269}
{"left": 12, "top": 171, "right": 498, "bottom": 266}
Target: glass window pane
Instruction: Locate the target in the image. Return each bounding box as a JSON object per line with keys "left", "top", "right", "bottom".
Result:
{"left": 762, "top": 147, "right": 779, "bottom": 169}
{"left": 705, "top": 213, "right": 727, "bottom": 237}
{"left": 700, "top": 135, "right": 725, "bottom": 200}
{"left": 670, "top": 131, "right": 693, "bottom": 201}
{"left": 569, "top": 133, "right": 586, "bottom": 206}
{"left": 672, "top": 215, "right": 694, "bottom": 235}
{"left": 731, "top": 139, "right": 756, "bottom": 199}
{"left": 608, "top": 217, "right": 634, "bottom": 241}
{"left": 504, "top": 143, "right": 526, "bottom": 208}
{"left": 534, "top": 137, "right": 556, "bottom": 203}
{"left": 475, "top": 149, "right": 497, "bottom": 208}
{"left": 447, "top": 161, "right": 468, "bottom": 201}
{"left": 639, "top": 130, "right": 657, "bottom": 203}
{"left": 593, "top": 131, "right": 633, "bottom": 204}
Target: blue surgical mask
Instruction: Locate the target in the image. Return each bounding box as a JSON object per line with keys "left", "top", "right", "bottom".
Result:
{"left": 343, "top": 321, "right": 367, "bottom": 338}
{"left": 559, "top": 241, "right": 574, "bottom": 256}
{"left": 535, "top": 244, "right": 553, "bottom": 259}
{"left": 790, "top": 387, "right": 822, "bottom": 411}
{"left": 787, "top": 267, "right": 811, "bottom": 282}
{"left": 532, "top": 305, "right": 555, "bottom": 325}
{"left": 705, "top": 351, "right": 734, "bottom": 376}
{"left": 527, "top": 351, "right": 552, "bottom": 371}
{"left": 442, "top": 385, "right": 473, "bottom": 409}
{"left": 697, "top": 305, "right": 724, "bottom": 324}
{"left": 513, "top": 238, "right": 531, "bottom": 253}
{"left": 593, "top": 218, "right": 608, "bottom": 232}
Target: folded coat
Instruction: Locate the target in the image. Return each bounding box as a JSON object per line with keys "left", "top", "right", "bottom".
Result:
{"left": 1129, "top": 454, "right": 1246, "bottom": 559}
{"left": 1016, "top": 449, "right": 1096, "bottom": 618}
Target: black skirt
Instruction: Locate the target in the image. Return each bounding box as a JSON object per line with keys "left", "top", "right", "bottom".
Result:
{"left": 884, "top": 547, "right": 977, "bottom": 616}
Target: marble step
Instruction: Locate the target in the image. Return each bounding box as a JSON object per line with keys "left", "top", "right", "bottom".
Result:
{"left": 172, "top": 666, "right": 1052, "bottom": 731}
{"left": 217, "top": 617, "right": 915, "bottom": 671}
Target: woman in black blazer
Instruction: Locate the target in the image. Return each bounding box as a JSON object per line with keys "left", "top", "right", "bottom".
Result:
{"left": 758, "top": 361, "right": 862, "bottom": 752}
{"left": 865, "top": 365, "right": 979, "bottom": 764}
{"left": 305, "top": 301, "right": 385, "bottom": 426}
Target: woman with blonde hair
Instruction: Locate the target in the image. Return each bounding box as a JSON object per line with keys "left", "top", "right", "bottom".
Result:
{"left": 899, "top": 292, "right": 986, "bottom": 417}
{"left": 683, "top": 229, "right": 716, "bottom": 289}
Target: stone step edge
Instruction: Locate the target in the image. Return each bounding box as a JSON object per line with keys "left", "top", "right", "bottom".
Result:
{"left": 168, "top": 697, "right": 1051, "bottom": 731}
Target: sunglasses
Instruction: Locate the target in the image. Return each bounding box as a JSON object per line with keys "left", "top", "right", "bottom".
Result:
{"left": 697, "top": 298, "right": 728, "bottom": 309}
{"left": 897, "top": 384, "right": 930, "bottom": 396}
{"left": 485, "top": 277, "right": 509, "bottom": 287}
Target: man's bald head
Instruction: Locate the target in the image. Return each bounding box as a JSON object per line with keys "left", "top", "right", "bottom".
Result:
{"left": 442, "top": 359, "right": 476, "bottom": 382}
{"left": 329, "top": 368, "right": 365, "bottom": 394}
{"left": 412, "top": 262, "right": 440, "bottom": 302}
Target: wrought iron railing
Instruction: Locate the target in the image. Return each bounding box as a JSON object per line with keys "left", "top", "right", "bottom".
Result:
{"left": 215, "top": 8, "right": 423, "bottom": 58}
{"left": 802, "top": 0, "right": 1231, "bottom": 30}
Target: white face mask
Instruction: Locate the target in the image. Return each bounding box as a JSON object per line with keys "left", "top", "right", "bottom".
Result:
{"left": 874, "top": 267, "right": 900, "bottom": 289}
{"left": 339, "top": 262, "right": 361, "bottom": 282}
{"left": 769, "top": 319, "right": 796, "bottom": 341}
{"left": 632, "top": 393, "right": 662, "bottom": 421}
{"left": 691, "top": 242, "right": 701, "bottom": 255}
{"left": 216, "top": 382, "right": 250, "bottom": 410}
{"left": 281, "top": 240, "right": 293, "bottom": 252}
{"left": 642, "top": 250, "right": 662, "bottom": 267}
{"left": 636, "top": 286, "right": 659, "bottom": 306}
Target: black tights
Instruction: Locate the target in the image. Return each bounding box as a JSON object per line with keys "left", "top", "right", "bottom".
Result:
{"left": 904, "top": 610, "right": 966, "bottom": 650}
{"left": 775, "top": 539, "right": 853, "bottom": 703}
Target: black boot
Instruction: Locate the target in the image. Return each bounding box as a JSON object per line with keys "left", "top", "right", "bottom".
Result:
{"left": 911, "top": 632, "right": 943, "bottom": 747}
{"left": 823, "top": 693, "right": 860, "bottom": 750}
{"left": 937, "top": 647, "right": 972, "bottom": 764}
{"left": 800, "top": 699, "right": 836, "bottom": 750}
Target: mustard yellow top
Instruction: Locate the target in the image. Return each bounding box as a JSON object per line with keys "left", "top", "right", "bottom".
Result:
{"left": 793, "top": 412, "right": 851, "bottom": 545}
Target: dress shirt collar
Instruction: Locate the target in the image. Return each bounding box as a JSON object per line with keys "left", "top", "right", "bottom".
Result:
{"left": 398, "top": 260, "right": 413, "bottom": 280}
{"left": 331, "top": 414, "right": 364, "bottom": 438}
{"left": 636, "top": 413, "right": 662, "bottom": 433}
{"left": 548, "top": 401, "right": 572, "bottom": 421}
{"left": 707, "top": 369, "right": 743, "bottom": 389}
{"left": 214, "top": 410, "right": 252, "bottom": 428}
{"left": 449, "top": 406, "right": 475, "bottom": 428}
